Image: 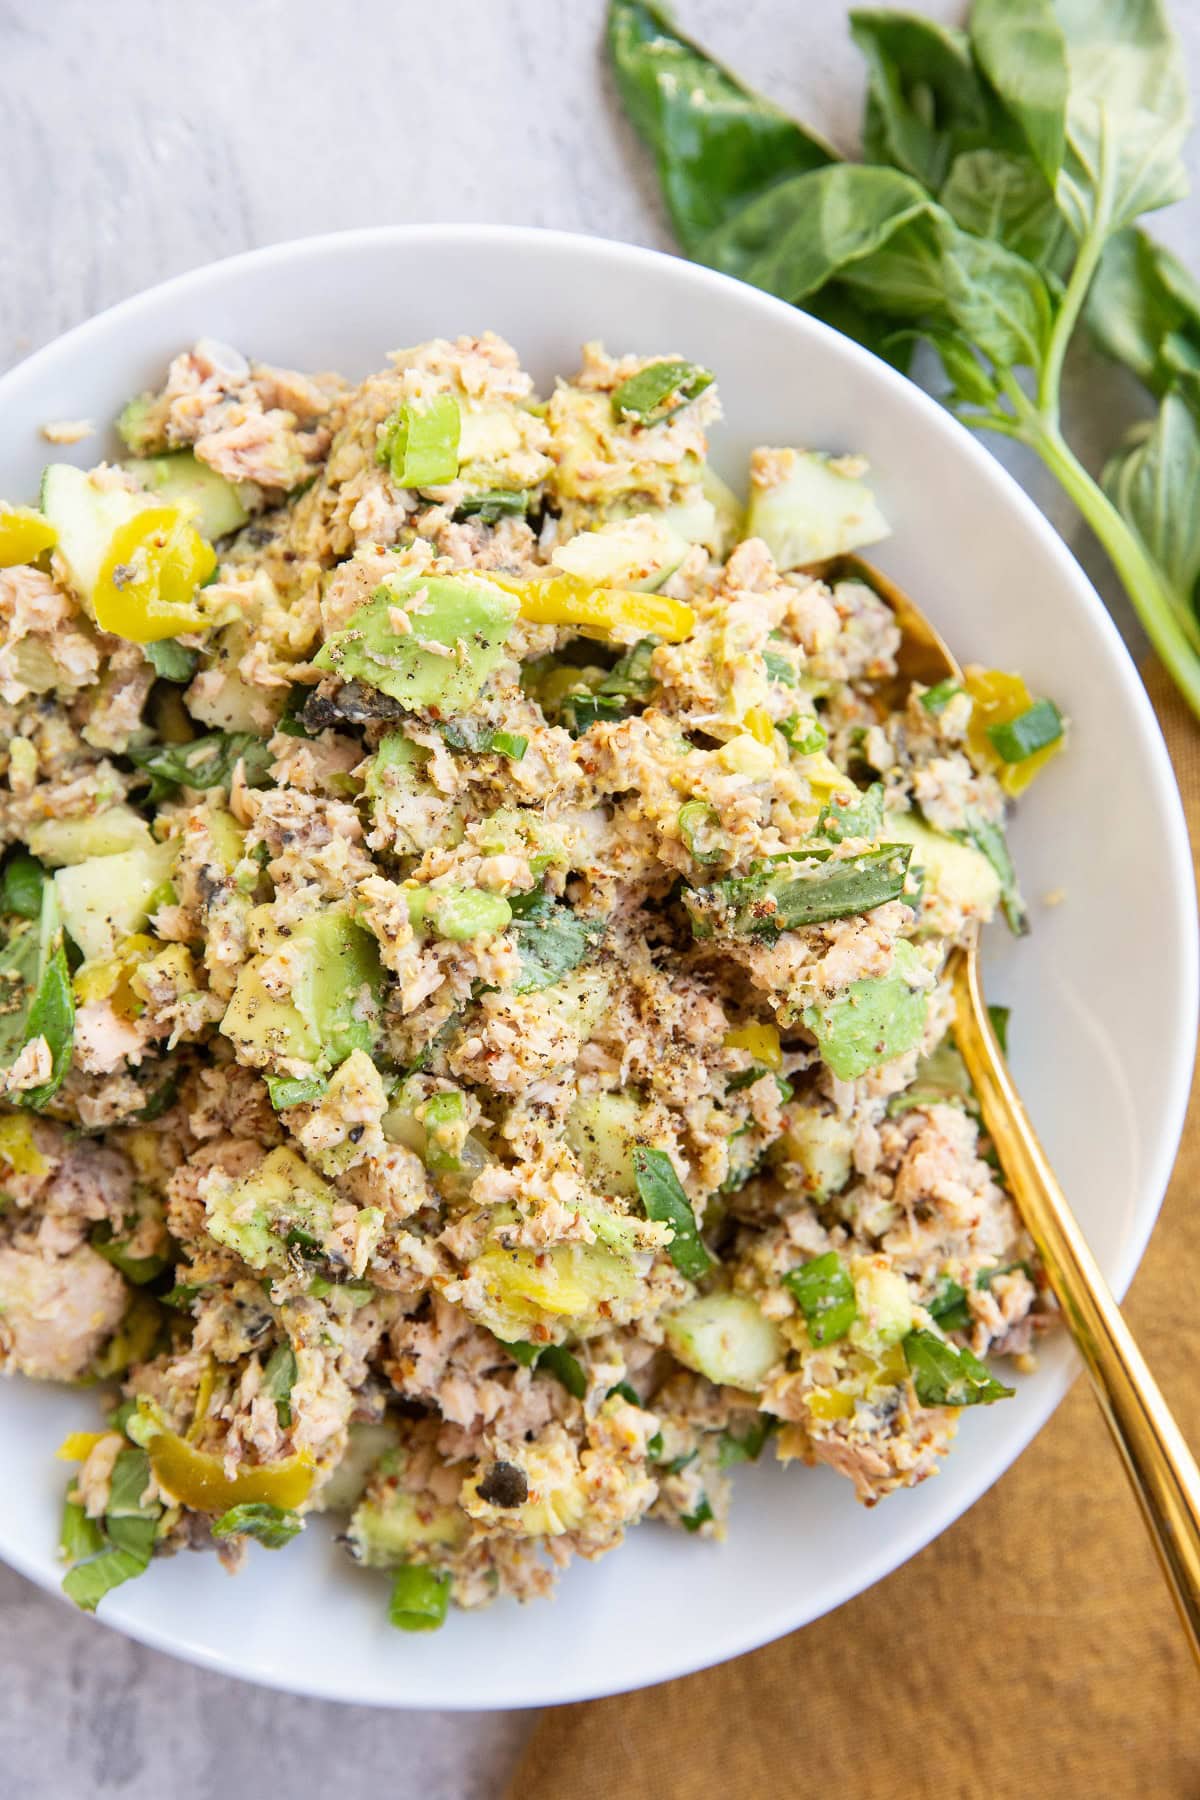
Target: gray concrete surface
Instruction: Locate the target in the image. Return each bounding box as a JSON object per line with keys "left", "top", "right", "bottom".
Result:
{"left": 1, "top": 2, "right": 1197, "bottom": 1795}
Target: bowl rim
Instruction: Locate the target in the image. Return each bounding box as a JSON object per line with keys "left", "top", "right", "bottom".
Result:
{"left": 0, "top": 221, "right": 1195, "bottom": 1708}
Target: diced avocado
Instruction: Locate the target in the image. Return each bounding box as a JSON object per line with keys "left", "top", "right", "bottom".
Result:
{"left": 54, "top": 839, "right": 177, "bottom": 961}
{"left": 775, "top": 1105, "right": 856, "bottom": 1200}
{"left": 745, "top": 449, "right": 889, "bottom": 570}
{"left": 29, "top": 805, "right": 153, "bottom": 867}
{"left": 884, "top": 812, "right": 1001, "bottom": 933}
{"left": 547, "top": 384, "right": 704, "bottom": 508}
{"left": 207, "top": 808, "right": 246, "bottom": 874}
{"left": 314, "top": 573, "right": 518, "bottom": 715}
{"left": 664, "top": 1291, "right": 785, "bottom": 1391}
{"left": 551, "top": 514, "right": 689, "bottom": 593}
{"left": 566, "top": 1090, "right": 644, "bottom": 1198}
{"left": 848, "top": 1259, "right": 914, "bottom": 1352}
{"left": 699, "top": 465, "right": 745, "bottom": 552}
{"left": 347, "top": 1477, "right": 469, "bottom": 1566}
{"left": 469, "top": 1232, "right": 643, "bottom": 1341}
{"left": 405, "top": 884, "right": 512, "bottom": 942}
{"left": 39, "top": 464, "right": 145, "bottom": 606}
{"left": 205, "top": 1145, "right": 336, "bottom": 1271}
{"left": 220, "top": 909, "right": 383, "bottom": 1073}
{"left": 126, "top": 450, "right": 252, "bottom": 541}
{"left": 316, "top": 1419, "right": 402, "bottom": 1514}
{"left": 802, "top": 938, "right": 928, "bottom": 1082}
{"left": 116, "top": 395, "right": 165, "bottom": 455}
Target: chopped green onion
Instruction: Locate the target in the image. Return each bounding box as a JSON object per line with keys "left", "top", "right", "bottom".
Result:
{"left": 920, "top": 678, "right": 962, "bottom": 715}
{"left": 145, "top": 639, "right": 198, "bottom": 683}
{"left": 0, "top": 851, "right": 46, "bottom": 921}
{"left": 266, "top": 1073, "right": 327, "bottom": 1110}
{"left": 680, "top": 1497, "right": 714, "bottom": 1532}
{"left": 717, "top": 1415, "right": 775, "bottom": 1468}
{"left": 763, "top": 649, "right": 798, "bottom": 687}
{"left": 688, "top": 842, "right": 912, "bottom": 940}
{"left": 388, "top": 1564, "right": 451, "bottom": 1631}
{"left": 633, "top": 1147, "right": 713, "bottom": 1281}
{"left": 816, "top": 782, "right": 885, "bottom": 843}
{"left": 498, "top": 1336, "right": 541, "bottom": 1367}
{"left": 453, "top": 488, "right": 531, "bottom": 523}
{"left": 678, "top": 799, "right": 725, "bottom": 866}
{"left": 611, "top": 359, "right": 713, "bottom": 425}
{"left": 902, "top": 1328, "right": 1015, "bottom": 1406}
{"left": 489, "top": 731, "right": 528, "bottom": 761}
{"left": 783, "top": 1251, "right": 858, "bottom": 1346}
{"left": 986, "top": 699, "right": 1064, "bottom": 763}
{"left": 377, "top": 395, "right": 461, "bottom": 488}
{"left": 438, "top": 719, "right": 528, "bottom": 760}
{"left": 212, "top": 1502, "right": 303, "bottom": 1549}
{"left": 606, "top": 1380, "right": 641, "bottom": 1406}
{"left": 262, "top": 1342, "right": 297, "bottom": 1429}
{"left": 778, "top": 714, "right": 828, "bottom": 755}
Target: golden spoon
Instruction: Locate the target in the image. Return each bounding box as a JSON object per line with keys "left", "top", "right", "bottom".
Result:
{"left": 840, "top": 552, "right": 1200, "bottom": 1664}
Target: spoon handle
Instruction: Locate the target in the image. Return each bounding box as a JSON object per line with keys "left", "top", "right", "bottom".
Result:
{"left": 952, "top": 948, "right": 1200, "bottom": 1665}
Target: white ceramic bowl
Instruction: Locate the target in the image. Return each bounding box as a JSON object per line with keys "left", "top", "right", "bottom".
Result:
{"left": 0, "top": 226, "right": 1194, "bottom": 1709}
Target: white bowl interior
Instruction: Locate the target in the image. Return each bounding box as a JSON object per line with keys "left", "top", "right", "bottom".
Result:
{"left": 0, "top": 227, "right": 1193, "bottom": 1708}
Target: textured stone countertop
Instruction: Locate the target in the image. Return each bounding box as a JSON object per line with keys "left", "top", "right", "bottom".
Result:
{"left": 1, "top": 3, "right": 1197, "bottom": 1795}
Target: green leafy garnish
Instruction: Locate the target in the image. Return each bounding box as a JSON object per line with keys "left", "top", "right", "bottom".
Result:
{"left": 388, "top": 1564, "right": 451, "bottom": 1631}
{"left": 802, "top": 938, "right": 927, "bottom": 1081}
{"left": 262, "top": 1342, "right": 297, "bottom": 1429}
{"left": 680, "top": 1497, "right": 714, "bottom": 1532}
{"left": 0, "top": 851, "right": 46, "bottom": 921}
{"left": 507, "top": 888, "right": 605, "bottom": 994}
{"left": 607, "top": 1380, "right": 642, "bottom": 1407}
{"left": 920, "top": 678, "right": 962, "bottom": 715}
{"left": 815, "top": 782, "right": 885, "bottom": 843}
{"left": 976, "top": 1260, "right": 1033, "bottom": 1292}
{"left": 902, "top": 1327, "right": 1015, "bottom": 1407}
{"left": 60, "top": 1496, "right": 105, "bottom": 1563}
{"left": 958, "top": 814, "right": 1028, "bottom": 937}
{"left": 145, "top": 638, "right": 198, "bottom": 683}
{"left": 536, "top": 1344, "right": 587, "bottom": 1400}
{"left": 687, "top": 843, "right": 912, "bottom": 940}
{"left": 607, "top": 0, "right": 1200, "bottom": 723}
{"left": 611, "top": 359, "right": 714, "bottom": 425}
{"left": 62, "top": 1446, "right": 162, "bottom": 1612}
{"left": 988, "top": 1003, "right": 1011, "bottom": 1055}
{"left": 454, "top": 488, "right": 532, "bottom": 523}
{"left": 0, "top": 884, "right": 74, "bottom": 1110}
{"left": 90, "top": 1222, "right": 168, "bottom": 1286}
{"left": 717, "top": 1414, "right": 775, "bottom": 1468}
{"left": 212, "top": 1502, "right": 303, "bottom": 1549}
{"left": 763, "top": 648, "right": 798, "bottom": 687}
{"left": 632, "top": 1146, "right": 713, "bottom": 1280}
{"left": 784, "top": 1252, "right": 858, "bottom": 1346}
{"left": 377, "top": 395, "right": 461, "bottom": 488}
{"left": 778, "top": 713, "right": 828, "bottom": 755}
{"left": 128, "top": 731, "right": 273, "bottom": 801}
{"left": 438, "top": 718, "right": 527, "bottom": 760}
{"left": 927, "top": 1278, "right": 972, "bottom": 1334}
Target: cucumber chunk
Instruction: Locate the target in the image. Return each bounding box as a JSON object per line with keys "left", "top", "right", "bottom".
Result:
{"left": 745, "top": 449, "right": 889, "bottom": 569}
{"left": 664, "top": 1291, "right": 784, "bottom": 1391}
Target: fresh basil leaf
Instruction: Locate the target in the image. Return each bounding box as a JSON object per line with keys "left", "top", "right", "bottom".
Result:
{"left": 632, "top": 1146, "right": 713, "bottom": 1280}
{"left": 145, "top": 639, "right": 198, "bottom": 683}
{"left": 90, "top": 1223, "right": 168, "bottom": 1287}
{"left": 976, "top": 1259, "right": 1034, "bottom": 1291}
{"left": 607, "top": 0, "right": 835, "bottom": 256}
{"left": 939, "top": 148, "right": 1071, "bottom": 271}
{"left": 128, "top": 731, "right": 273, "bottom": 800}
{"left": 987, "top": 1003, "right": 1011, "bottom": 1056}
{"left": 969, "top": 0, "right": 1068, "bottom": 188}
{"left": 107, "top": 1447, "right": 155, "bottom": 1517}
{"left": 497, "top": 1336, "right": 541, "bottom": 1368}
{"left": 936, "top": 230, "right": 1054, "bottom": 371}
{"left": 62, "top": 1545, "right": 152, "bottom": 1612}
{"left": 607, "top": 1380, "right": 641, "bottom": 1407}
{"left": 1086, "top": 228, "right": 1200, "bottom": 395}
{"left": 928, "top": 1278, "right": 971, "bottom": 1333}
{"left": 60, "top": 1495, "right": 105, "bottom": 1563}
{"left": 0, "top": 884, "right": 74, "bottom": 1110}
{"left": 104, "top": 1511, "right": 159, "bottom": 1561}
{"left": 717, "top": 1414, "right": 775, "bottom": 1468}
{"left": 957, "top": 813, "right": 1028, "bottom": 937}
{"left": 850, "top": 9, "right": 991, "bottom": 192}
{"left": 784, "top": 1252, "right": 858, "bottom": 1346}
{"left": 453, "top": 488, "right": 531, "bottom": 524}
{"left": 508, "top": 889, "right": 605, "bottom": 994}
{"left": 1103, "top": 375, "right": 1200, "bottom": 622}
{"left": 816, "top": 781, "right": 885, "bottom": 844}
{"left": 0, "top": 851, "right": 46, "bottom": 921}
{"left": 211, "top": 1502, "right": 303, "bottom": 1549}
{"left": 535, "top": 1344, "right": 587, "bottom": 1400}
{"left": 903, "top": 1326, "right": 1015, "bottom": 1406}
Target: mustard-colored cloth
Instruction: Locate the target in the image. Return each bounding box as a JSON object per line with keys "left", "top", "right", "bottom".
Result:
{"left": 509, "top": 665, "right": 1200, "bottom": 1800}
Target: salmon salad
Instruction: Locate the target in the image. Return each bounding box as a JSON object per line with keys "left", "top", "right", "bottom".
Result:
{"left": 0, "top": 333, "right": 1064, "bottom": 1629}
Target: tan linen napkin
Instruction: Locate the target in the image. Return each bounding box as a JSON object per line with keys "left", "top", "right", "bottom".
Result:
{"left": 509, "top": 664, "right": 1200, "bottom": 1800}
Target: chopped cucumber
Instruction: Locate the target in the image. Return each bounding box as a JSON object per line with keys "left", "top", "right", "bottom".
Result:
{"left": 126, "top": 450, "right": 252, "bottom": 541}
{"left": 39, "top": 464, "right": 145, "bottom": 606}
{"left": 746, "top": 449, "right": 889, "bottom": 570}
{"left": 664, "top": 1291, "right": 784, "bottom": 1391}
{"left": 28, "top": 806, "right": 152, "bottom": 867}
{"left": 551, "top": 513, "right": 689, "bottom": 592}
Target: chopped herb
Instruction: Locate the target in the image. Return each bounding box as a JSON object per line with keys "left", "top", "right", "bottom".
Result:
{"left": 508, "top": 887, "right": 605, "bottom": 993}
{"left": 497, "top": 1337, "right": 541, "bottom": 1367}
{"left": 606, "top": 1380, "right": 642, "bottom": 1406}
{"left": 62, "top": 1545, "right": 153, "bottom": 1613}
{"left": 680, "top": 1496, "right": 714, "bottom": 1532}
{"left": 975, "top": 1260, "right": 1033, "bottom": 1292}
{"left": 763, "top": 648, "right": 798, "bottom": 686}
{"left": 646, "top": 1430, "right": 664, "bottom": 1459}
{"left": 160, "top": 1284, "right": 201, "bottom": 1313}
{"left": 0, "top": 851, "right": 46, "bottom": 921}
{"left": 986, "top": 698, "right": 1064, "bottom": 763}
{"left": 59, "top": 1495, "right": 105, "bottom": 1563}
{"left": 133, "top": 1076, "right": 178, "bottom": 1123}
{"left": 928, "top": 1278, "right": 971, "bottom": 1333}
{"left": 921, "top": 678, "right": 962, "bottom": 715}
{"left": 611, "top": 359, "right": 714, "bottom": 425}
{"left": 388, "top": 1564, "right": 451, "bottom": 1631}
{"left": 0, "top": 884, "right": 74, "bottom": 1110}
{"left": 262, "top": 1342, "right": 297, "bottom": 1429}
{"left": 266, "top": 1073, "right": 328, "bottom": 1111}
{"left": 536, "top": 1344, "right": 587, "bottom": 1400}
{"left": 987, "top": 1003, "right": 1011, "bottom": 1055}
{"left": 659, "top": 1449, "right": 697, "bottom": 1476}
{"left": 778, "top": 713, "right": 828, "bottom": 755}
{"left": 958, "top": 813, "right": 1028, "bottom": 936}
{"left": 277, "top": 684, "right": 316, "bottom": 739}
{"left": 816, "top": 781, "right": 885, "bottom": 843}
{"left": 212, "top": 1502, "right": 303, "bottom": 1549}
{"left": 145, "top": 639, "right": 198, "bottom": 683}
{"left": 784, "top": 1252, "right": 858, "bottom": 1346}
{"left": 562, "top": 690, "right": 626, "bottom": 735}
{"left": 687, "top": 842, "right": 911, "bottom": 940}
{"left": 632, "top": 1146, "right": 713, "bottom": 1280}
{"left": 90, "top": 1222, "right": 168, "bottom": 1286}
{"left": 376, "top": 395, "right": 461, "bottom": 488}
{"left": 902, "top": 1328, "right": 1015, "bottom": 1407}
{"left": 438, "top": 719, "right": 527, "bottom": 760}
{"left": 128, "top": 732, "right": 273, "bottom": 801}
{"left": 717, "top": 1415, "right": 775, "bottom": 1468}
{"left": 454, "top": 488, "right": 531, "bottom": 523}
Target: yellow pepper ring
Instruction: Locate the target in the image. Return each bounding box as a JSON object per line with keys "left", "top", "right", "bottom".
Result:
{"left": 140, "top": 1412, "right": 315, "bottom": 1513}
{"left": 497, "top": 572, "right": 695, "bottom": 644}
{"left": 963, "top": 665, "right": 1062, "bottom": 797}
{"left": 723, "top": 1022, "right": 783, "bottom": 1070}
{"left": 0, "top": 506, "right": 57, "bottom": 569}
{"left": 94, "top": 506, "right": 215, "bottom": 644}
